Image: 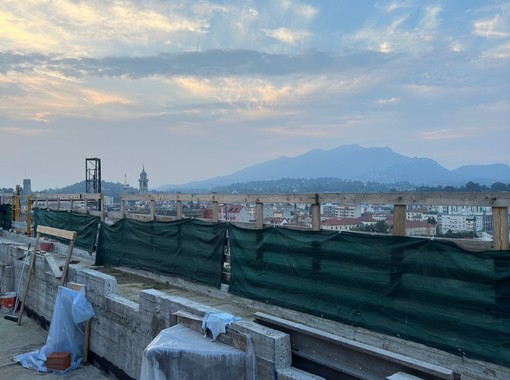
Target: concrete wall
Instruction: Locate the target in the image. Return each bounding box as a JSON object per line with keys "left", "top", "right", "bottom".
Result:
{"left": 0, "top": 234, "right": 295, "bottom": 380}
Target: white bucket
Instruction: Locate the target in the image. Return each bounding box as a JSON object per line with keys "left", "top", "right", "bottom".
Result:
{"left": 0, "top": 292, "right": 17, "bottom": 313}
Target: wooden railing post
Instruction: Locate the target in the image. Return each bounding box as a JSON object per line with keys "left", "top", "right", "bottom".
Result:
{"left": 150, "top": 198, "right": 156, "bottom": 221}
{"left": 492, "top": 207, "right": 509, "bottom": 250}
{"left": 176, "top": 200, "right": 183, "bottom": 220}
{"left": 212, "top": 201, "right": 219, "bottom": 222}
{"left": 393, "top": 204, "right": 406, "bottom": 237}
{"left": 100, "top": 194, "right": 105, "bottom": 221}
{"left": 311, "top": 194, "right": 320, "bottom": 231}
{"left": 256, "top": 202, "right": 264, "bottom": 229}
{"left": 120, "top": 199, "right": 125, "bottom": 219}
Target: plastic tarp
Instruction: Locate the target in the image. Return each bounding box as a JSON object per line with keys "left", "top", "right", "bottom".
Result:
{"left": 140, "top": 324, "right": 255, "bottom": 380}
{"left": 95, "top": 218, "right": 227, "bottom": 288}
{"left": 228, "top": 224, "right": 510, "bottom": 368}
{"left": 14, "top": 286, "right": 95, "bottom": 373}
{"left": 202, "top": 312, "right": 241, "bottom": 340}
{"left": 34, "top": 209, "right": 100, "bottom": 253}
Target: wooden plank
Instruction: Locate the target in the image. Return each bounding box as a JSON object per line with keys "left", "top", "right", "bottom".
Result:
{"left": 393, "top": 204, "right": 406, "bottom": 236}
{"left": 492, "top": 207, "right": 509, "bottom": 250}
{"left": 121, "top": 192, "right": 510, "bottom": 207}
{"left": 37, "top": 225, "right": 77, "bottom": 241}
{"left": 18, "top": 232, "right": 41, "bottom": 326}
{"left": 60, "top": 235, "right": 77, "bottom": 286}
{"left": 44, "top": 254, "right": 62, "bottom": 278}
{"left": 255, "top": 312, "right": 457, "bottom": 380}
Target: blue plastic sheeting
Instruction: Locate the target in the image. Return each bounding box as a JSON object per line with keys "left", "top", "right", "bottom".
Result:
{"left": 15, "top": 286, "right": 95, "bottom": 373}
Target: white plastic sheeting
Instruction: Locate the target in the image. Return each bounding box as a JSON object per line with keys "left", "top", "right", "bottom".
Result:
{"left": 14, "top": 286, "right": 95, "bottom": 373}
{"left": 201, "top": 311, "right": 241, "bottom": 340}
{"left": 140, "top": 324, "right": 256, "bottom": 380}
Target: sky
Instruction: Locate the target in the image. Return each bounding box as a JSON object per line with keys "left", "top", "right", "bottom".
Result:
{"left": 1, "top": 0, "right": 509, "bottom": 191}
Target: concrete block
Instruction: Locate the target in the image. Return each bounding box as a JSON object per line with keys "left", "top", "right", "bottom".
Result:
{"left": 76, "top": 269, "right": 116, "bottom": 296}
{"left": 0, "top": 265, "right": 14, "bottom": 292}
{"left": 234, "top": 319, "right": 292, "bottom": 368}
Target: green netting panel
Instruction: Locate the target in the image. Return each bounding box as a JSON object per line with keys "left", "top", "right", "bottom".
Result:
{"left": 228, "top": 225, "right": 510, "bottom": 367}
{"left": 0, "top": 204, "right": 12, "bottom": 230}
{"left": 95, "top": 218, "right": 227, "bottom": 288}
{"left": 34, "top": 209, "right": 100, "bottom": 253}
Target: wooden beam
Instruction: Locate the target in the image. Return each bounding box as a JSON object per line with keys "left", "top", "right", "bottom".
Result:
{"left": 492, "top": 207, "right": 509, "bottom": 251}
{"left": 393, "top": 205, "right": 406, "bottom": 237}
{"left": 150, "top": 199, "right": 156, "bottom": 221}
{"left": 176, "top": 200, "right": 183, "bottom": 220}
{"left": 37, "top": 225, "right": 77, "bottom": 241}
{"left": 212, "top": 201, "right": 219, "bottom": 222}
{"left": 256, "top": 202, "right": 264, "bottom": 229}
{"left": 121, "top": 192, "right": 510, "bottom": 207}
{"left": 311, "top": 195, "right": 320, "bottom": 231}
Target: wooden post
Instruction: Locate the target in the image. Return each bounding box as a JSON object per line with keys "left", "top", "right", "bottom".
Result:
{"left": 212, "top": 201, "right": 219, "bottom": 222}
{"left": 150, "top": 198, "right": 156, "bottom": 221}
{"left": 100, "top": 193, "right": 105, "bottom": 221}
{"left": 17, "top": 233, "right": 41, "bottom": 325}
{"left": 311, "top": 194, "right": 320, "bottom": 231}
{"left": 256, "top": 202, "right": 264, "bottom": 229}
{"left": 176, "top": 200, "right": 182, "bottom": 220}
{"left": 393, "top": 204, "right": 406, "bottom": 237}
{"left": 492, "top": 207, "right": 509, "bottom": 251}
{"left": 120, "top": 199, "right": 125, "bottom": 219}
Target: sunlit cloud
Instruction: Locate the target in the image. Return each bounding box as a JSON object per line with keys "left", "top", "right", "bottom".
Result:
{"left": 81, "top": 89, "right": 133, "bottom": 105}
{"left": 264, "top": 28, "right": 311, "bottom": 45}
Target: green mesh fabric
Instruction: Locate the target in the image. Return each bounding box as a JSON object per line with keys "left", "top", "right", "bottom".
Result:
{"left": 228, "top": 224, "right": 510, "bottom": 367}
{"left": 0, "top": 204, "right": 12, "bottom": 230}
{"left": 95, "top": 218, "right": 227, "bottom": 288}
{"left": 34, "top": 208, "right": 100, "bottom": 253}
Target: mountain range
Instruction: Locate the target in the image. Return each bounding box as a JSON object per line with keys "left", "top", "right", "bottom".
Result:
{"left": 156, "top": 145, "right": 510, "bottom": 191}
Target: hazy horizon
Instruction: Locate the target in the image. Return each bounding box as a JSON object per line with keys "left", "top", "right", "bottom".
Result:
{"left": 1, "top": 1, "right": 509, "bottom": 191}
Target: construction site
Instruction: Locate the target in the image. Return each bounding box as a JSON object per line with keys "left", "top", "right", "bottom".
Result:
{"left": 0, "top": 172, "right": 509, "bottom": 379}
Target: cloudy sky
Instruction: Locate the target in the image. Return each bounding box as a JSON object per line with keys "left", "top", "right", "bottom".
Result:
{"left": 1, "top": 1, "right": 509, "bottom": 191}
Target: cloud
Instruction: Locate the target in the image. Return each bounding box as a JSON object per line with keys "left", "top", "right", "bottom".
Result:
{"left": 347, "top": 3, "right": 444, "bottom": 54}
{"left": 473, "top": 14, "right": 509, "bottom": 38}
{"left": 377, "top": 97, "right": 400, "bottom": 105}
{"left": 0, "top": 126, "right": 47, "bottom": 136}
{"left": 0, "top": 49, "right": 391, "bottom": 79}
{"left": 418, "top": 128, "right": 478, "bottom": 141}
{"left": 81, "top": 89, "right": 133, "bottom": 105}
{"left": 264, "top": 28, "right": 311, "bottom": 45}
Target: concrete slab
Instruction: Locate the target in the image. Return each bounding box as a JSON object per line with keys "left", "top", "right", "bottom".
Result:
{"left": 0, "top": 313, "right": 114, "bottom": 379}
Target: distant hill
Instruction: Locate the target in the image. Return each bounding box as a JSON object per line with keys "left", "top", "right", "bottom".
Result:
{"left": 157, "top": 145, "right": 510, "bottom": 191}
{"left": 38, "top": 180, "right": 137, "bottom": 202}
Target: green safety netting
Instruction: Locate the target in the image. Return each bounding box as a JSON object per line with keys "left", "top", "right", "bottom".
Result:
{"left": 228, "top": 224, "right": 510, "bottom": 368}
{"left": 34, "top": 209, "right": 100, "bottom": 253}
{"left": 95, "top": 218, "right": 228, "bottom": 288}
{"left": 0, "top": 204, "right": 12, "bottom": 230}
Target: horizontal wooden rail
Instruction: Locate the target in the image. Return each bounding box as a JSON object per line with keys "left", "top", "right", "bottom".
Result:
{"left": 121, "top": 192, "right": 510, "bottom": 207}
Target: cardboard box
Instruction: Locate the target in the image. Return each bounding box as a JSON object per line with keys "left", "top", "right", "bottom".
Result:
{"left": 47, "top": 352, "right": 71, "bottom": 371}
